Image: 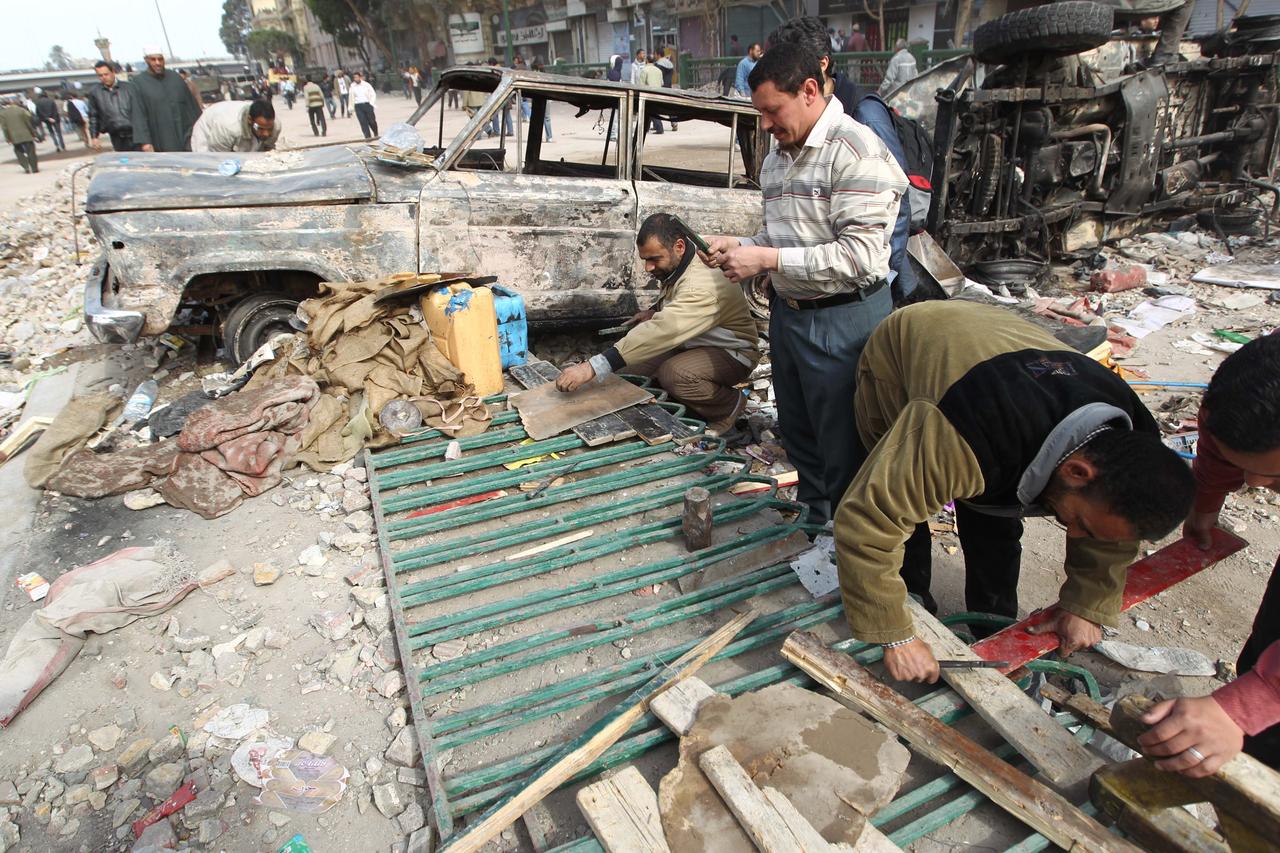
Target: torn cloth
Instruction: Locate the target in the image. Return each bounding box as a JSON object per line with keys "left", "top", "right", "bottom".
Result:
{"left": 0, "top": 547, "right": 199, "bottom": 726}
{"left": 23, "top": 393, "right": 120, "bottom": 488}
{"left": 45, "top": 377, "right": 318, "bottom": 518}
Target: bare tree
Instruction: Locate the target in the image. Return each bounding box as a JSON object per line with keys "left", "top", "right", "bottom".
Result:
{"left": 47, "top": 45, "right": 74, "bottom": 71}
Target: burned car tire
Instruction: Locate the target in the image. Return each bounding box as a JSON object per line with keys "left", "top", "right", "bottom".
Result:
{"left": 973, "top": 2, "right": 1115, "bottom": 65}
{"left": 222, "top": 292, "right": 299, "bottom": 365}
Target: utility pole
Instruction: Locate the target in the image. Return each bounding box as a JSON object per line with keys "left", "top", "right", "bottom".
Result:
{"left": 501, "top": 0, "right": 514, "bottom": 65}
{"left": 153, "top": 0, "right": 175, "bottom": 58}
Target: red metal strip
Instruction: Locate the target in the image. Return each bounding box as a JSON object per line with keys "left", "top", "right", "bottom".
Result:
{"left": 972, "top": 528, "right": 1248, "bottom": 673}
{"left": 404, "top": 489, "right": 508, "bottom": 519}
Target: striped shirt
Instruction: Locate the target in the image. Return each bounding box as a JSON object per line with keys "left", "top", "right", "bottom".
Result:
{"left": 741, "top": 95, "right": 907, "bottom": 299}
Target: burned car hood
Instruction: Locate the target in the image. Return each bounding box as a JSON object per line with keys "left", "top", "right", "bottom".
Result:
{"left": 85, "top": 146, "right": 374, "bottom": 213}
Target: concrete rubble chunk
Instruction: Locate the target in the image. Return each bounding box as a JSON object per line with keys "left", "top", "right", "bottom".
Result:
{"left": 406, "top": 825, "right": 434, "bottom": 853}
{"left": 384, "top": 727, "right": 420, "bottom": 768}
{"left": 311, "top": 610, "right": 352, "bottom": 642}
{"left": 297, "top": 731, "right": 337, "bottom": 756}
{"left": 396, "top": 801, "right": 426, "bottom": 835}
{"left": 253, "top": 563, "right": 282, "bottom": 586}
{"left": 344, "top": 510, "right": 373, "bottom": 532}
{"left": 385, "top": 706, "right": 408, "bottom": 732}
{"left": 372, "top": 782, "right": 405, "bottom": 818}
{"left": 117, "top": 739, "right": 156, "bottom": 776}
{"left": 0, "top": 781, "right": 18, "bottom": 805}
{"left": 54, "top": 744, "right": 94, "bottom": 774}
{"left": 112, "top": 798, "right": 140, "bottom": 828}
{"left": 376, "top": 671, "right": 405, "bottom": 698}
{"left": 91, "top": 765, "right": 119, "bottom": 791}
{"left": 396, "top": 766, "right": 425, "bottom": 787}
{"left": 87, "top": 724, "right": 123, "bottom": 752}
{"left": 148, "top": 733, "right": 184, "bottom": 765}
{"left": 143, "top": 762, "right": 185, "bottom": 800}
{"left": 349, "top": 587, "right": 383, "bottom": 609}
{"left": 63, "top": 783, "right": 93, "bottom": 805}
{"left": 298, "top": 544, "right": 328, "bottom": 567}
{"left": 171, "top": 634, "right": 211, "bottom": 653}
{"left": 135, "top": 817, "right": 176, "bottom": 849}
{"left": 658, "top": 683, "right": 911, "bottom": 851}
{"left": 197, "top": 818, "right": 227, "bottom": 844}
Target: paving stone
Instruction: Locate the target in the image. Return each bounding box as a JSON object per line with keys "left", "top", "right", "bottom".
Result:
{"left": 372, "top": 782, "right": 404, "bottom": 819}
{"left": 54, "top": 744, "right": 94, "bottom": 774}
{"left": 384, "top": 727, "right": 420, "bottom": 768}
{"left": 87, "top": 724, "right": 122, "bottom": 752}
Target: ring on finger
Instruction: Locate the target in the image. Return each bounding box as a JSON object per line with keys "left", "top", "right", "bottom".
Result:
{"left": 1185, "top": 746, "right": 1206, "bottom": 763}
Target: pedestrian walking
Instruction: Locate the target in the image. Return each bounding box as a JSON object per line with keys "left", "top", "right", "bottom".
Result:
{"left": 350, "top": 71, "right": 379, "bottom": 140}
{"left": 33, "top": 88, "right": 64, "bottom": 151}
{"left": 734, "top": 43, "right": 762, "bottom": 96}
{"left": 629, "top": 49, "right": 646, "bottom": 85}
{"left": 335, "top": 71, "right": 350, "bottom": 117}
{"left": 128, "top": 46, "right": 202, "bottom": 152}
{"left": 880, "top": 39, "right": 918, "bottom": 95}
{"left": 64, "top": 93, "right": 89, "bottom": 146}
{"left": 845, "top": 23, "right": 869, "bottom": 52}
{"left": 0, "top": 96, "right": 38, "bottom": 173}
{"left": 656, "top": 52, "right": 677, "bottom": 131}
{"left": 282, "top": 77, "right": 296, "bottom": 109}
{"left": 702, "top": 46, "right": 906, "bottom": 528}
{"left": 531, "top": 60, "right": 553, "bottom": 140}
{"left": 303, "top": 76, "right": 327, "bottom": 137}
{"left": 409, "top": 66, "right": 423, "bottom": 104}
{"left": 87, "top": 60, "right": 137, "bottom": 151}
{"left": 321, "top": 75, "right": 336, "bottom": 118}
{"left": 639, "top": 55, "right": 664, "bottom": 134}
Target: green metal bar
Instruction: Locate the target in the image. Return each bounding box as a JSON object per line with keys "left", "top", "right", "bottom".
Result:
{"left": 391, "top": 471, "right": 748, "bottom": 570}
{"left": 434, "top": 604, "right": 844, "bottom": 749}
{"left": 409, "top": 522, "right": 793, "bottom": 648}
{"left": 387, "top": 450, "right": 739, "bottom": 539}
{"left": 543, "top": 840, "right": 602, "bottom": 853}
{"left": 372, "top": 424, "right": 531, "bottom": 469}
{"left": 380, "top": 440, "right": 676, "bottom": 514}
{"left": 376, "top": 433, "right": 585, "bottom": 490}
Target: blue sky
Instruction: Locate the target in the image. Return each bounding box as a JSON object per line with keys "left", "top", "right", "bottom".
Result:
{"left": 1, "top": 0, "right": 228, "bottom": 71}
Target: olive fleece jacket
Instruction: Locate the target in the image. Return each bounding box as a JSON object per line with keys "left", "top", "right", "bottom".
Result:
{"left": 838, "top": 300, "right": 1158, "bottom": 643}
{"left": 590, "top": 252, "right": 761, "bottom": 376}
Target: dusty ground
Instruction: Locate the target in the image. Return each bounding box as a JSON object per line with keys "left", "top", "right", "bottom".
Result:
{"left": 0, "top": 119, "right": 1278, "bottom": 852}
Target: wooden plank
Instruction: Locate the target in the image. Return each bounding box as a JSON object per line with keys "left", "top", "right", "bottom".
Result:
{"left": 780, "top": 631, "right": 1143, "bottom": 853}
{"left": 699, "top": 744, "right": 811, "bottom": 852}
{"left": 760, "top": 788, "right": 867, "bottom": 852}
{"left": 511, "top": 360, "right": 636, "bottom": 446}
{"left": 971, "top": 529, "right": 1248, "bottom": 672}
{"left": 510, "top": 375, "right": 653, "bottom": 441}
{"left": 439, "top": 610, "right": 756, "bottom": 853}
{"left": 615, "top": 405, "right": 672, "bottom": 445}
{"left": 505, "top": 529, "right": 594, "bottom": 561}
{"left": 521, "top": 802, "right": 553, "bottom": 852}
{"left": 576, "top": 766, "right": 671, "bottom": 853}
{"left": 642, "top": 403, "right": 702, "bottom": 445}
{"left": 649, "top": 676, "right": 719, "bottom": 736}
{"left": 907, "top": 598, "right": 1103, "bottom": 793}
{"left": 1092, "top": 760, "right": 1231, "bottom": 853}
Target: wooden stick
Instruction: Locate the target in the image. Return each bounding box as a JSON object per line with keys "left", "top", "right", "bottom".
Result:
{"left": 505, "top": 529, "right": 593, "bottom": 561}
{"left": 781, "top": 631, "right": 1142, "bottom": 853}
{"left": 681, "top": 486, "right": 712, "bottom": 551}
{"left": 908, "top": 598, "right": 1102, "bottom": 793}
{"left": 439, "top": 610, "right": 757, "bottom": 853}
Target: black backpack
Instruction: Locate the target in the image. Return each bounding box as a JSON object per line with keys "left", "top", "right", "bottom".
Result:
{"left": 859, "top": 93, "right": 934, "bottom": 232}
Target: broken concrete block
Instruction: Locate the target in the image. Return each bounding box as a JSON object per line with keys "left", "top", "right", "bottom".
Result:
{"left": 148, "top": 733, "right": 184, "bottom": 764}
{"left": 297, "top": 731, "right": 336, "bottom": 756}
{"left": 91, "top": 765, "right": 118, "bottom": 791}
{"left": 87, "top": 724, "right": 122, "bottom": 752}
{"left": 376, "top": 671, "right": 405, "bottom": 699}
{"left": 311, "top": 610, "right": 352, "bottom": 642}
{"left": 658, "top": 683, "right": 910, "bottom": 851}
{"left": 198, "top": 559, "right": 236, "bottom": 587}
{"left": 253, "top": 563, "right": 282, "bottom": 586}
{"left": 344, "top": 561, "right": 382, "bottom": 587}
{"left": 396, "top": 766, "right": 426, "bottom": 787}
{"left": 650, "top": 677, "right": 720, "bottom": 736}
{"left": 372, "top": 782, "right": 404, "bottom": 818}
{"left": 143, "top": 762, "right": 185, "bottom": 800}
{"left": 0, "top": 781, "right": 18, "bottom": 805}
{"left": 384, "top": 727, "right": 420, "bottom": 768}
{"left": 54, "top": 745, "right": 94, "bottom": 774}
{"left": 117, "top": 739, "right": 155, "bottom": 776}
{"left": 406, "top": 825, "right": 434, "bottom": 853}
{"left": 396, "top": 801, "right": 426, "bottom": 835}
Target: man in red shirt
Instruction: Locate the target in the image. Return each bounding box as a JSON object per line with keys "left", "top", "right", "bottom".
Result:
{"left": 1139, "top": 333, "right": 1280, "bottom": 776}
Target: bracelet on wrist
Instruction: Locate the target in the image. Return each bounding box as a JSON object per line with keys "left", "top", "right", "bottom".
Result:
{"left": 882, "top": 636, "right": 916, "bottom": 649}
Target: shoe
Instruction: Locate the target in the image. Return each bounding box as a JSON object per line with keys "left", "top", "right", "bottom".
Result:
{"left": 705, "top": 392, "right": 748, "bottom": 437}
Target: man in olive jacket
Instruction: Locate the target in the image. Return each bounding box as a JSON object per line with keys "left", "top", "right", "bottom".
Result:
{"left": 0, "top": 97, "right": 38, "bottom": 173}
{"left": 557, "top": 213, "right": 760, "bottom": 436}
{"left": 838, "top": 300, "right": 1195, "bottom": 682}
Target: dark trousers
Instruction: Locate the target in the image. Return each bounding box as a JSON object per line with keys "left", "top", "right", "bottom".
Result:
{"left": 41, "top": 117, "right": 64, "bottom": 150}
{"left": 900, "top": 504, "right": 1024, "bottom": 622}
{"left": 339, "top": 93, "right": 349, "bottom": 117}
{"left": 1153, "top": 0, "right": 1193, "bottom": 62}
{"left": 12, "top": 142, "right": 37, "bottom": 172}
{"left": 308, "top": 105, "right": 327, "bottom": 136}
{"left": 1238, "top": 555, "right": 1280, "bottom": 769}
{"left": 769, "top": 282, "right": 892, "bottom": 526}
{"left": 354, "top": 102, "right": 378, "bottom": 139}
{"left": 107, "top": 130, "right": 137, "bottom": 151}
{"left": 627, "top": 347, "right": 752, "bottom": 429}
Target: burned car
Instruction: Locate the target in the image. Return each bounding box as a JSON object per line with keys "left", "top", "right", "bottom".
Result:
{"left": 83, "top": 67, "right": 766, "bottom": 361}
{"left": 890, "top": 1, "right": 1280, "bottom": 283}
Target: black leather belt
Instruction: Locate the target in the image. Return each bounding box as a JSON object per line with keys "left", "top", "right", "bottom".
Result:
{"left": 779, "top": 279, "right": 887, "bottom": 310}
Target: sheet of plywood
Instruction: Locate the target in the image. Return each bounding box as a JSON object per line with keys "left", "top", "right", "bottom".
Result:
{"left": 510, "top": 374, "right": 653, "bottom": 441}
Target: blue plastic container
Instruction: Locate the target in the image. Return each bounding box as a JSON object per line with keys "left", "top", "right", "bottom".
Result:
{"left": 490, "top": 284, "right": 528, "bottom": 369}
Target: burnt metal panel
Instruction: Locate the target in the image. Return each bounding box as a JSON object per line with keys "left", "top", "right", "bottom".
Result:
{"left": 1106, "top": 70, "right": 1169, "bottom": 213}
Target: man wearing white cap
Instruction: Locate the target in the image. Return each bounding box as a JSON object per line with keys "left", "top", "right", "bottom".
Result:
{"left": 128, "top": 45, "right": 202, "bottom": 151}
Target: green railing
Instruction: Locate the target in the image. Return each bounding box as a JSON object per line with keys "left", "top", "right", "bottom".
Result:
{"left": 548, "top": 59, "right": 610, "bottom": 79}
{"left": 679, "top": 48, "right": 970, "bottom": 93}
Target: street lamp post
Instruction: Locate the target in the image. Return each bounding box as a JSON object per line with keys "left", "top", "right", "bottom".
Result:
{"left": 501, "top": 0, "right": 514, "bottom": 65}
{"left": 153, "top": 0, "right": 175, "bottom": 58}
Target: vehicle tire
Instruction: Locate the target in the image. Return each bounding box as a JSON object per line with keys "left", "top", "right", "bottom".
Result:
{"left": 740, "top": 275, "right": 771, "bottom": 329}
{"left": 973, "top": 2, "right": 1115, "bottom": 65}
{"left": 222, "top": 292, "right": 300, "bottom": 365}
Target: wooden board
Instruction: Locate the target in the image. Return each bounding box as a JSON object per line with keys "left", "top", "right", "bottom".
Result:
{"left": 615, "top": 404, "right": 674, "bottom": 445}
{"left": 781, "top": 631, "right": 1143, "bottom": 853}
{"left": 509, "top": 361, "right": 636, "bottom": 446}
{"left": 971, "top": 528, "right": 1248, "bottom": 672}
{"left": 699, "top": 744, "right": 818, "bottom": 852}
{"left": 908, "top": 599, "right": 1103, "bottom": 794}
{"left": 649, "top": 676, "right": 719, "bottom": 736}
{"left": 1092, "top": 759, "right": 1232, "bottom": 853}
{"left": 510, "top": 374, "right": 654, "bottom": 441}
{"left": 576, "top": 766, "right": 671, "bottom": 853}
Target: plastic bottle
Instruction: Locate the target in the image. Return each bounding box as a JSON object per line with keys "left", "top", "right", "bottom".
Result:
{"left": 122, "top": 380, "right": 159, "bottom": 422}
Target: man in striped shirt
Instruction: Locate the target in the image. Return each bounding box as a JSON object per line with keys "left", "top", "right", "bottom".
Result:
{"left": 703, "top": 45, "right": 906, "bottom": 526}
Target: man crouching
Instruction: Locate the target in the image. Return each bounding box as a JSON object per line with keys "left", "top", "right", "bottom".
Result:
{"left": 557, "top": 213, "right": 760, "bottom": 438}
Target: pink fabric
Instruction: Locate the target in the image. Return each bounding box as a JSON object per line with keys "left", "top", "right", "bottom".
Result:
{"left": 1214, "top": 640, "right": 1280, "bottom": 735}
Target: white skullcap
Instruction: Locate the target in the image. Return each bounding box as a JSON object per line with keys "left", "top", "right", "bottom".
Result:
{"left": 143, "top": 45, "right": 165, "bottom": 57}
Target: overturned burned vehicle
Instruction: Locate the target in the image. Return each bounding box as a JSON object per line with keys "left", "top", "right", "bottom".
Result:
{"left": 82, "top": 67, "right": 766, "bottom": 360}
{"left": 891, "top": 1, "right": 1280, "bottom": 283}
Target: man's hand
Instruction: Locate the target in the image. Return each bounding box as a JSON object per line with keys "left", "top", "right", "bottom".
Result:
{"left": 698, "top": 235, "right": 740, "bottom": 267}
{"left": 555, "top": 361, "right": 596, "bottom": 393}
{"left": 1183, "top": 509, "right": 1219, "bottom": 551}
{"left": 715, "top": 245, "right": 780, "bottom": 283}
{"left": 140, "top": 143, "right": 154, "bottom": 152}
{"left": 1138, "top": 695, "right": 1244, "bottom": 778}
{"left": 628, "top": 309, "right": 655, "bottom": 326}
{"left": 1026, "top": 609, "right": 1102, "bottom": 657}
{"left": 883, "top": 638, "right": 940, "bottom": 684}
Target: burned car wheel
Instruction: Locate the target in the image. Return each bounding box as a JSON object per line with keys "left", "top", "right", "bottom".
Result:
{"left": 222, "top": 292, "right": 300, "bottom": 365}
{"left": 973, "top": 1, "right": 1115, "bottom": 65}
{"left": 741, "top": 274, "right": 772, "bottom": 327}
